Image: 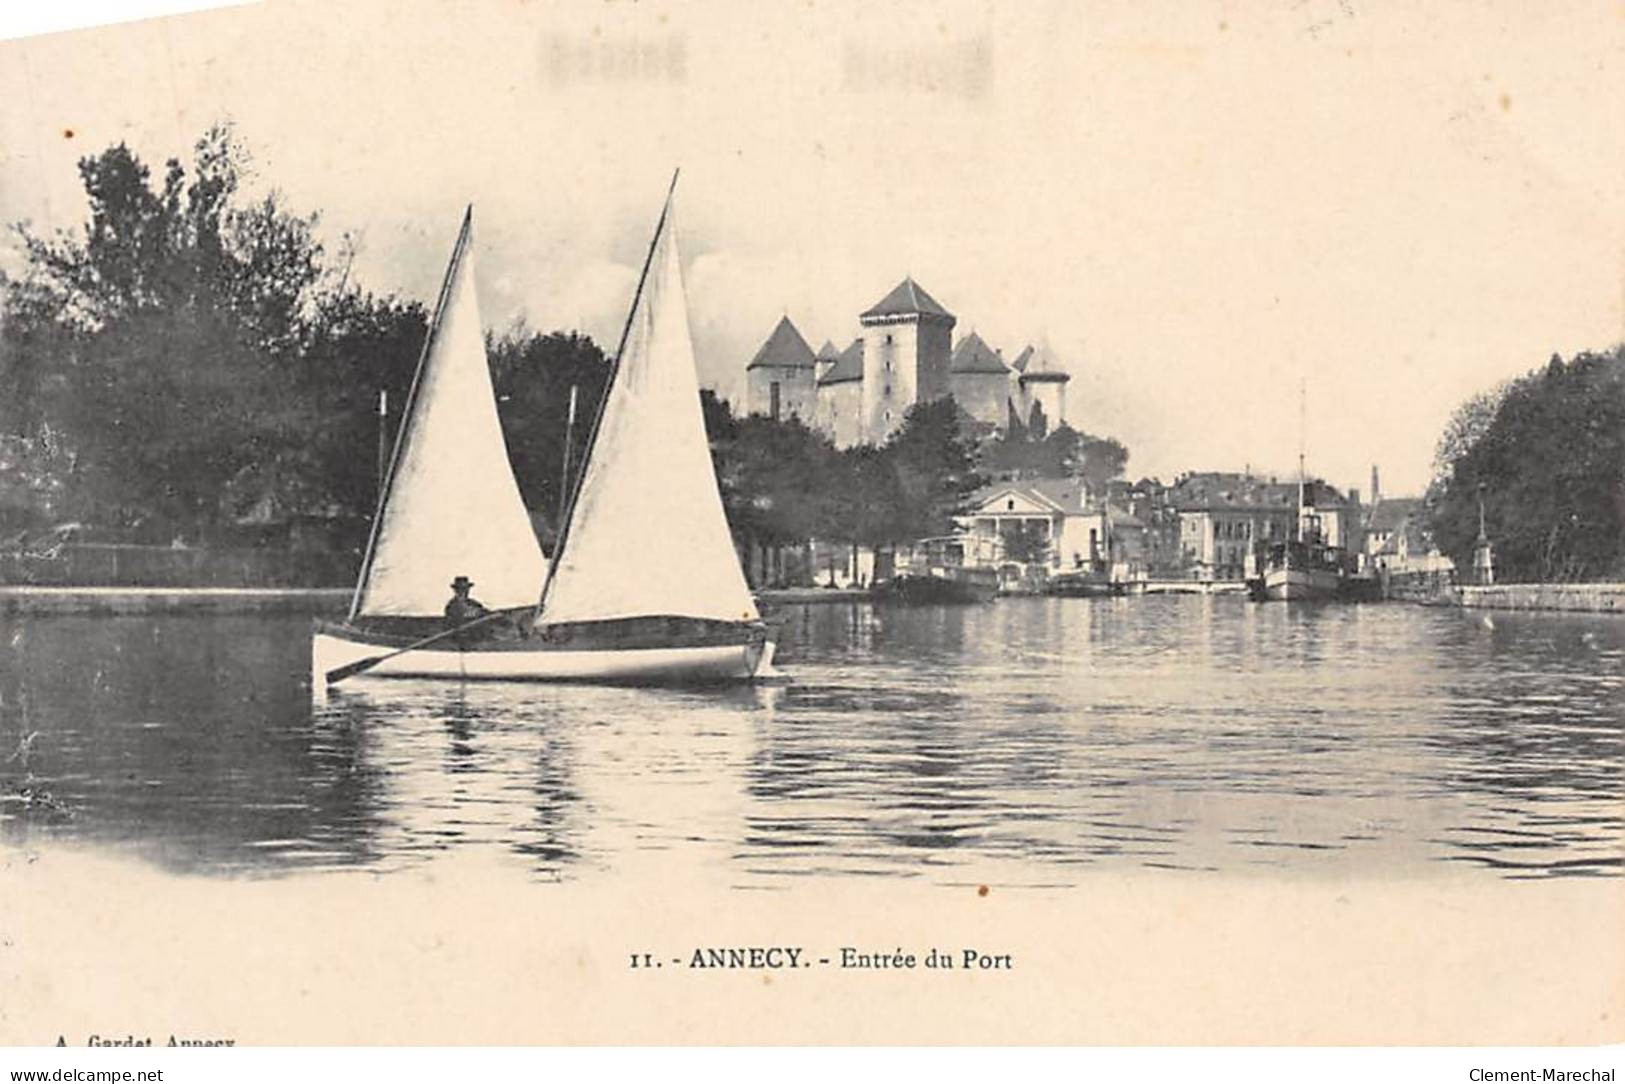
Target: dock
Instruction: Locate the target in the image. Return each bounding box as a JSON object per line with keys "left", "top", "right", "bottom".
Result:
{"left": 1130, "top": 580, "right": 1250, "bottom": 596}
{"left": 1459, "top": 583, "right": 1625, "bottom": 614}
{"left": 754, "top": 587, "right": 872, "bottom": 605}
{"left": 0, "top": 586, "right": 352, "bottom": 616}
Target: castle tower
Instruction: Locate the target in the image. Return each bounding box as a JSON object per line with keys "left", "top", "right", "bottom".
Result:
{"left": 814, "top": 340, "right": 841, "bottom": 384}
{"left": 1011, "top": 341, "right": 1071, "bottom": 434}
{"left": 744, "top": 315, "right": 818, "bottom": 422}
{"left": 857, "top": 278, "right": 956, "bottom": 444}
{"left": 816, "top": 339, "right": 865, "bottom": 448}
{"left": 948, "top": 331, "right": 1011, "bottom": 429}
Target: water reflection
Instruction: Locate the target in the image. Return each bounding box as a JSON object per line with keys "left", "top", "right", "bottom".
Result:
{"left": 0, "top": 599, "right": 1619, "bottom": 883}
{"left": 315, "top": 681, "right": 586, "bottom": 877}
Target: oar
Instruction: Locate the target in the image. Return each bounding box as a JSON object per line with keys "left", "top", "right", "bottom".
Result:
{"left": 324, "top": 607, "right": 523, "bottom": 685}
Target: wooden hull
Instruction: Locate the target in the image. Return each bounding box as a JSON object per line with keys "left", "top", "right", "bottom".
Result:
{"left": 312, "top": 619, "right": 777, "bottom": 688}
{"left": 874, "top": 573, "right": 998, "bottom": 605}
{"left": 1046, "top": 572, "right": 1126, "bottom": 598}
{"left": 1262, "top": 566, "right": 1343, "bottom": 601}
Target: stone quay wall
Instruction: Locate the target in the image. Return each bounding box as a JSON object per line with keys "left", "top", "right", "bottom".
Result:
{"left": 1459, "top": 583, "right": 1625, "bottom": 614}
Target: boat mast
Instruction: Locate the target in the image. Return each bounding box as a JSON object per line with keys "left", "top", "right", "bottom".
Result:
{"left": 376, "top": 389, "right": 389, "bottom": 493}
{"left": 1296, "top": 377, "right": 1306, "bottom": 540}
{"left": 556, "top": 383, "right": 579, "bottom": 541}
{"left": 535, "top": 170, "right": 681, "bottom": 620}
{"left": 347, "top": 205, "right": 474, "bottom": 622}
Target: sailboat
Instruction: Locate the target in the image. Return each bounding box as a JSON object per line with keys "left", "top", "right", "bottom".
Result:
{"left": 312, "top": 184, "right": 776, "bottom": 684}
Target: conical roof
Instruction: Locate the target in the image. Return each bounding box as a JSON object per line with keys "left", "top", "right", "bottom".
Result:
{"left": 745, "top": 315, "right": 816, "bottom": 370}
{"left": 1018, "top": 341, "right": 1070, "bottom": 381}
{"left": 817, "top": 339, "right": 864, "bottom": 385}
{"left": 950, "top": 331, "right": 1009, "bottom": 374}
{"left": 814, "top": 339, "right": 841, "bottom": 362}
{"left": 860, "top": 277, "right": 954, "bottom": 321}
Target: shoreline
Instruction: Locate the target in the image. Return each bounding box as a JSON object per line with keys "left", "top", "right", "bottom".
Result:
{"left": 4, "top": 581, "right": 1623, "bottom": 616}
{"left": 0, "top": 586, "right": 354, "bottom": 615}
{"left": 1458, "top": 582, "right": 1625, "bottom": 614}
{"left": 0, "top": 585, "right": 875, "bottom": 615}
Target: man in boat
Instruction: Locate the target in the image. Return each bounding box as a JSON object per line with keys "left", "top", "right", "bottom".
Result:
{"left": 444, "top": 575, "right": 492, "bottom": 643}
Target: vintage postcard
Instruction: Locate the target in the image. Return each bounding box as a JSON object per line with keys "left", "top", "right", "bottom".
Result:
{"left": 0, "top": 0, "right": 1621, "bottom": 1050}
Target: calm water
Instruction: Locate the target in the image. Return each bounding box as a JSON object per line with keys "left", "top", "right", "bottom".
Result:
{"left": 1, "top": 598, "right": 1620, "bottom": 885}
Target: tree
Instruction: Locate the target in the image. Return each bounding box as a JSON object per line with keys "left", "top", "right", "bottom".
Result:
{"left": 1429, "top": 378, "right": 1513, "bottom": 493}
{"left": 980, "top": 419, "right": 1127, "bottom": 492}
{"left": 487, "top": 325, "right": 610, "bottom": 544}
{"left": 1, "top": 125, "right": 330, "bottom": 538}
{"left": 0, "top": 124, "right": 624, "bottom": 557}
{"left": 883, "top": 397, "right": 983, "bottom": 542}
{"left": 1430, "top": 346, "right": 1625, "bottom": 581}
{"left": 1000, "top": 519, "right": 1051, "bottom": 566}
{"left": 1027, "top": 399, "right": 1049, "bottom": 440}
{"left": 1075, "top": 432, "right": 1129, "bottom": 494}
{"left": 829, "top": 443, "right": 904, "bottom": 583}
{"left": 699, "top": 387, "right": 738, "bottom": 445}
{"left": 1042, "top": 424, "right": 1082, "bottom": 476}
{"left": 294, "top": 289, "right": 429, "bottom": 529}
{"left": 698, "top": 394, "right": 847, "bottom": 584}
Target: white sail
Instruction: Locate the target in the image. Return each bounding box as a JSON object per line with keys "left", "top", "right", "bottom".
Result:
{"left": 352, "top": 213, "right": 547, "bottom": 618}
{"left": 539, "top": 197, "right": 759, "bottom": 626}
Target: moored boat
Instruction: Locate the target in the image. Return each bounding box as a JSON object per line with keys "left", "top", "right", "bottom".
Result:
{"left": 1257, "top": 541, "right": 1346, "bottom": 601}
{"left": 874, "top": 567, "right": 999, "bottom": 605}
{"left": 1252, "top": 381, "right": 1356, "bottom": 603}
{"left": 1046, "top": 565, "right": 1127, "bottom": 598}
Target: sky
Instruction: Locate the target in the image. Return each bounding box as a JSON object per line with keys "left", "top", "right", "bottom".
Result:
{"left": 0, "top": 0, "right": 1620, "bottom": 497}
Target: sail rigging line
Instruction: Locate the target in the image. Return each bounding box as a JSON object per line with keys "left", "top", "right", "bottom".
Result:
{"left": 1297, "top": 377, "right": 1307, "bottom": 506}
{"left": 534, "top": 169, "right": 680, "bottom": 620}
{"left": 347, "top": 205, "right": 474, "bottom": 622}
{"left": 557, "top": 383, "right": 579, "bottom": 536}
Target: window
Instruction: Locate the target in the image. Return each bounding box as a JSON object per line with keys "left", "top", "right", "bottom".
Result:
{"left": 769, "top": 381, "right": 781, "bottom": 420}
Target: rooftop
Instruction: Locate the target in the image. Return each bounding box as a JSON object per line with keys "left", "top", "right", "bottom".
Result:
{"left": 817, "top": 339, "right": 865, "bottom": 385}
{"left": 968, "top": 478, "right": 1144, "bottom": 526}
{"left": 950, "top": 332, "right": 1009, "bottom": 374}
{"left": 745, "top": 315, "right": 816, "bottom": 371}
{"left": 1015, "top": 342, "right": 1070, "bottom": 382}
{"left": 1367, "top": 496, "right": 1424, "bottom": 533}
{"left": 860, "top": 277, "right": 955, "bottom": 322}
{"left": 1170, "top": 471, "right": 1351, "bottom": 511}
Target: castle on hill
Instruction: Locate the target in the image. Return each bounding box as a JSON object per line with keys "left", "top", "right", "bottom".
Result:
{"left": 743, "top": 278, "right": 1071, "bottom": 448}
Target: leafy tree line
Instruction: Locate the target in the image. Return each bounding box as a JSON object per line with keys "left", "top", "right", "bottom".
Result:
{"left": 1, "top": 125, "right": 1130, "bottom": 582}
{"left": 1428, "top": 346, "right": 1624, "bottom": 582}
{"left": 0, "top": 126, "right": 605, "bottom": 550}
{"left": 702, "top": 395, "right": 984, "bottom": 581}
{"left": 700, "top": 393, "right": 1133, "bottom": 584}
{"left": 980, "top": 418, "right": 1128, "bottom": 493}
